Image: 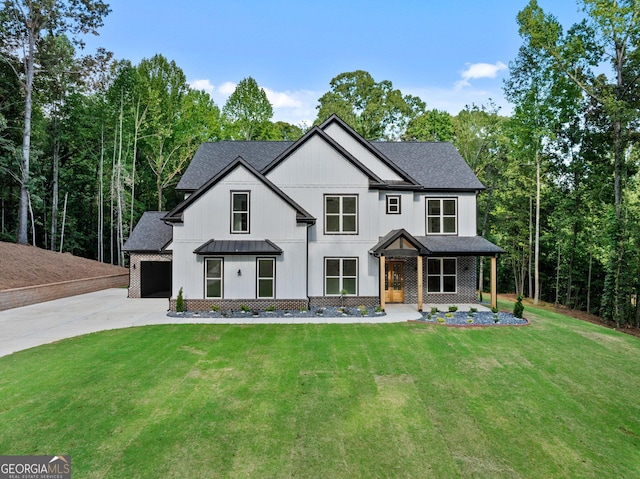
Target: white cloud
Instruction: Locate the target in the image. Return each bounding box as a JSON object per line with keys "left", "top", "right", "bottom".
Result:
{"left": 261, "top": 87, "right": 303, "bottom": 109}
{"left": 456, "top": 61, "right": 507, "bottom": 88}
{"left": 218, "top": 81, "right": 237, "bottom": 95}
{"left": 189, "top": 79, "right": 215, "bottom": 95}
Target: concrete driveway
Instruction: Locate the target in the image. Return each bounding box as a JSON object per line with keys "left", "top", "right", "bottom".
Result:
{"left": 0, "top": 288, "right": 422, "bottom": 358}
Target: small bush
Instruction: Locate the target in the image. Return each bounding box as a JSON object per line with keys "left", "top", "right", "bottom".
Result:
{"left": 448, "top": 305, "right": 458, "bottom": 312}
{"left": 266, "top": 305, "right": 276, "bottom": 312}
{"left": 491, "top": 307, "right": 499, "bottom": 314}
{"left": 176, "top": 287, "right": 185, "bottom": 312}
{"left": 445, "top": 312, "right": 453, "bottom": 318}
{"left": 210, "top": 304, "right": 220, "bottom": 312}
{"left": 513, "top": 295, "right": 525, "bottom": 318}
{"left": 469, "top": 307, "right": 478, "bottom": 313}
{"left": 430, "top": 306, "right": 439, "bottom": 315}
{"left": 240, "top": 304, "right": 250, "bottom": 313}
{"left": 437, "top": 317, "right": 446, "bottom": 323}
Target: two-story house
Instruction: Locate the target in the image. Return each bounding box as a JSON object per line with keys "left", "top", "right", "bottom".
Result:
{"left": 124, "top": 115, "right": 502, "bottom": 311}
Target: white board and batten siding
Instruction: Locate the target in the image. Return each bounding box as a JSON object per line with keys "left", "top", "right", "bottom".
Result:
{"left": 171, "top": 164, "right": 307, "bottom": 300}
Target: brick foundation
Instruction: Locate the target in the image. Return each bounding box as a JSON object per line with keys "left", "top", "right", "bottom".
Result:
{"left": 171, "top": 298, "right": 309, "bottom": 312}
{"left": 0, "top": 274, "right": 129, "bottom": 311}
{"left": 309, "top": 296, "right": 380, "bottom": 308}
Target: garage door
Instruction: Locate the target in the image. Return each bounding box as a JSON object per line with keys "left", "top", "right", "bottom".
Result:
{"left": 140, "top": 261, "right": 172, "bottom": 298}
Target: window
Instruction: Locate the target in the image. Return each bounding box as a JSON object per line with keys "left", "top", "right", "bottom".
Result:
{"left": 257, "top": 258, "right": 275, "bottom": 298}
{"left": 427, "top": 258, "right": 457, "bottom": 293}
{"left": 325, "top": 195, "right": 358, "bottom": 234}
{"left": 386, "top": 195, "right": 401, "bottom": 214}
{"left": 325, "top": 258, "right": 358, "bottom": 295}
{"left": 426, "top": 198, "right": 457, "bottom": 234}
{"left": 231, "top": 192, "right": 249, "bottom": 233}
{"left": 205, "top": 258, "right": 223, "bottom": 298}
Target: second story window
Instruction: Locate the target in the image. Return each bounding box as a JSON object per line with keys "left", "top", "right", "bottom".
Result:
{"left": 386, "top": 195, "right": 401, "bottom": 214}
{"left": 231, "top": 192, "right": 249, "bottom": 233}
{"left": 426, "top": 198, "right": 457, "bottom": 234}
{"left": 325, "top": 195, "right": 358, "bottom": 234}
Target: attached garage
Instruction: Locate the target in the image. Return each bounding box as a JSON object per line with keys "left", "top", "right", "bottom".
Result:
{"left": 123, "top": 212, "right": 173, "bottom": 299}
{"left": 140, "top": 261, "right": 172, "bottom": 298}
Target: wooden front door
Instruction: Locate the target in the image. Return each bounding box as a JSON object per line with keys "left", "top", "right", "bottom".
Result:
{"left": 384, "top": 261, "right": 405, "bottom": 303}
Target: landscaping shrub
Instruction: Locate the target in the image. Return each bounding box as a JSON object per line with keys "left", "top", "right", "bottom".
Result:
{"left": 176, "top": 287, "right": 185, "bottom": 312}
{"left": 514, "top": 295, "right": 525, "bottom": 318}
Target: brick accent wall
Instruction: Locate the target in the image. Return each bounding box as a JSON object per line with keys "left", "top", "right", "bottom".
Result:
{"left": 0, "top": 274, "right": 129, "bottom": 311}
{"left": 309, "top": 296, "right": 380, "bottom": 308}
{"left": 424, "top": 256, "right": 477, "bottom": 304}
{"left": 128, "top": 253, "right": 172, "bottom": 298}
{"left": 385, "top": 255, "right": 477, "bottom": 306}
{"left": 172, "top": 298, "right": 309, "bottom": 312}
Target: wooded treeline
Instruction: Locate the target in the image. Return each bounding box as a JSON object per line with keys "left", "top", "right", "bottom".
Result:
{"left": 1, "top": 0, "right": 639, "bottom": 327}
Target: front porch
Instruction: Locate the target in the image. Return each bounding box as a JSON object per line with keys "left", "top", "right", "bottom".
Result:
{"left": 370, "top": 229, "right": 503, "bottom": 312}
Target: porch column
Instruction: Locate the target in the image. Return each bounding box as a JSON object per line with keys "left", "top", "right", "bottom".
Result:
{"left": 490, "top": 255, "right": 497, "bottom": 310}
{"left": 380, "top": 255, "right": 386, "bottom": 311}
{"left": 417, "top": 255, "right": 423, "bottom": 312}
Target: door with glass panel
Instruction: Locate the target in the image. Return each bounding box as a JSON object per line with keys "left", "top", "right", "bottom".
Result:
{"left": 384, "top": 261, "right": 404, "bottom": 303}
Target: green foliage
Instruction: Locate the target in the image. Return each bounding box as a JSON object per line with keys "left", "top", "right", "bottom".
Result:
{"left": 222, "top": 77, "right": 274, "bottom": 140}
{"left": 404, "top": 109, "right": 454, "bottom": 141}
{"left": 265, "top": 305, "right": 276, "bottom": 312}
{"left": 514, "top": 295, "right": 525, "bottom": 318}
{"left": 176, "top": 287, "right": 185, "bottom": 312}
{"left": 210, "top": 304, "right": 219, "bottom": 312}
{"left": 430, "top": 306, "right": 439, "bottom": 315}
{"left": 448, "top": 305, "right": 458, "bottom": 312}
{"left": 315, "top": 70, "right": 425, "bottom": 140}
{"left": 240, "top": 304, "right": 250, "bottom": 313}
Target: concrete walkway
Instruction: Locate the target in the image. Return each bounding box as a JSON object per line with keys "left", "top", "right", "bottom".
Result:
{"left": 0, "top": 289, "right": 425, "bottom": 358}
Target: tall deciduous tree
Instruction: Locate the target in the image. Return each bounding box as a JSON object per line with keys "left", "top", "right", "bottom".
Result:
{"left": 315, "top": 70, "right": 425, "bottom": 140}
{"left": 0, "top": 0, "right": 110, "bottom": 244}
{"left": 222, "top": 77, "right": 273, "bottom": 140}
{"left": 403, "top": 109, "right": 454, "bottom": 142}
{"left": 516, "top": 0, "right": 640, "bottom": 324}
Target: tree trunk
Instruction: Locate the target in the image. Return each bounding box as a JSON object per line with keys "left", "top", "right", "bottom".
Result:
{"left": 18, "top": 32, "right": 36, "bottom": 245}
{"left": 528, "top": 195, "right": 533, "bottom": 298}
{"left": 59, "top": 192, "right": 68, "bottom": 252}
{"left": 534, "top": 148, "right": 541, "bottom": 305}
{"left": 555, "top": 244, "right": 561, "bottom": 308}
{"left": 587, "top": 243, "right": 593, "bottom": 315}
{"left": 51, "top": 124, "right": 60, "bottom": 251}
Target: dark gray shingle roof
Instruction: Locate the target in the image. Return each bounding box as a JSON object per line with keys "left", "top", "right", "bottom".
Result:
{"left": 123, "top": 212, "right": 172, "bottom": 252}
{"left": 194, "top": 239, "right": 283, "bottom": 255}
{"left": 177, "top": 141, "right": 293, "bottom": 191}
{"left": 373, "top": 142, "right": 485, "bottom": 191}
{"left": 417, "top": 235, "right": 504, "bottom": 255}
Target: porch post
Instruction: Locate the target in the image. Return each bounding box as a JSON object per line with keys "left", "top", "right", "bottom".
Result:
{"left": 490, "top": 255, "right": 497, "bottom": 310}
{"left": 379, "top": 255, "right": 386, "bottom": 311}
{"left": 417, "top": 255, "right": 423, "bottom": 312}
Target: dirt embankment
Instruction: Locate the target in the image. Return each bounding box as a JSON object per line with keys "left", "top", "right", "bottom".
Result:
{"left": 0, "top": 242, "right": 127, "bottom": 290}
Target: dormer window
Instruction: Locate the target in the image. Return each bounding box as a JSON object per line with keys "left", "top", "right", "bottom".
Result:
{"left": 231, "top": 191, "right": 250, "bottom": 233}
{"left": 426, "top": 198, "right": 457, "bottom": 234}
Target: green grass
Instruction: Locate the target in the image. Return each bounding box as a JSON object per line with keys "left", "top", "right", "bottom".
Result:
{"left": 1, "top": 299, "right": 639, "bottom": 478}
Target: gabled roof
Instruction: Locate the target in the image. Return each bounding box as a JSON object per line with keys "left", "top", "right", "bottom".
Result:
{"left": 373, "top": 142, "right": 485, "bottom": 191}
{"left": 194, "top": 239, "right": 283, "bottom": 255}
{"left": 176, "top": 141, "right": 293, "bottom": 192}
{"left": 174, "top": 115, "right": 485, "bottom": 193}
{"left": 369, "top": 229, "right": 430, "bottom": 256}
{"left": 261, "top": 125, "right": 386, "bottom": 185}
{"left": 123, "top": 211, "right": 173, "bottom": 252}
{"left": 164, "top": 156, "right": 315, "bottom": 225}
{"left": 319, "top": 114, "right": 420, "bottom": 187}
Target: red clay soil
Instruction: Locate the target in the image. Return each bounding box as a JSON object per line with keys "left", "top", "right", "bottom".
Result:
{"left": 0, "top": 242, "right": 128, "bottom": 290}
{"left": 499, "top": 293, "right": 640, "bottom": 339}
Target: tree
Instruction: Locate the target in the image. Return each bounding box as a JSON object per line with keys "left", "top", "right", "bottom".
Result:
{"left": 403, "top": 109, "right": 454, "bottom": 142}
{"left": 0, "top": 0, "right": 110, "bottom": 244}
{"left": 315, "top": 70, "right": 425, "bottom": 140}
{"left": 222, "top": 77, "right": 273, "bottom": 140}
{"left": 515, "top": 0, "right": 640, "bottom": 324}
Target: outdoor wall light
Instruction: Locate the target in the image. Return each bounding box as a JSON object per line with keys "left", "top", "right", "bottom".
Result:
{"left": 237, "top": 269, "right": 242, "bottom": 276}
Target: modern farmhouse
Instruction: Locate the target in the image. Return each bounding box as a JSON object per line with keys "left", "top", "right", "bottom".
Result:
{"left": 124, "top": 114, "right": 502, "bottom": 311}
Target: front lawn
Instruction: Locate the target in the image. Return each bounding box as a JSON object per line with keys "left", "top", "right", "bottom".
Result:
{"left": 1, "top": 300, "right": 639, "bottom": 478}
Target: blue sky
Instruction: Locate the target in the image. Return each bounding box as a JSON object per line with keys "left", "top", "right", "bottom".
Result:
{"left": 82, "top": 0, "right": 585, "bottom": 125}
